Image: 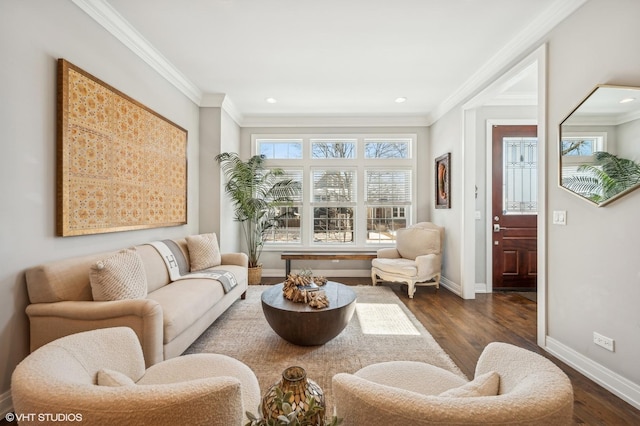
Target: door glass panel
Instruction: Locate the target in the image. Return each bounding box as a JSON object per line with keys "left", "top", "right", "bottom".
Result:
{"left": 503, "top": 137, "right": 538, "bottom": 214}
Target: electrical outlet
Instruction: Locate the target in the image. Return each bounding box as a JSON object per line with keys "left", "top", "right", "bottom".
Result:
{"left": 593, "top": 332, "right": 615, "bottom": 352}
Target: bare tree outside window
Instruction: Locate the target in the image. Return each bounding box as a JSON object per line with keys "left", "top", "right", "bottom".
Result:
{"left": 311, "top": 140, "right": 356, "bottom": 159}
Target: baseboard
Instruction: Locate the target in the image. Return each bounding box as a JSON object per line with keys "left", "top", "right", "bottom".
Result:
{"left": 263, "top": 268, "right": 370, "bottom": 278}
{"left": 440, "top": 276, "right": 461, "bottom": 296}
{"left": 545, "top": 336, "right": 640, "bottom": 410}
{"left": 475, "top": 282, "right": 488, "bottom": 293}
{"left": 0, "top": 389, "right": 12, "bottom": 418}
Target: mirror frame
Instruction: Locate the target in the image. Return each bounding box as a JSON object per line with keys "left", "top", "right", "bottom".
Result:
{"left": 559, "top": 84, "right": 640, "bottom": 207}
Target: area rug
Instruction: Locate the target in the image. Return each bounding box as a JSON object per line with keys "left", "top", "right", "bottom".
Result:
{"left": 185, "top": 285, "right": 465, "bottom": 416}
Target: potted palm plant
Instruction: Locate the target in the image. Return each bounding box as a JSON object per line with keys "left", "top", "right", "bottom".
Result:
{"left": 216, "top": 152, "right": 301, "bottom": 284}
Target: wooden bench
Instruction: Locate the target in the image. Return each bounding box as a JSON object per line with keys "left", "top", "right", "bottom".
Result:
{"left": 281, "top": 251, "right": 378, "bottom": 276}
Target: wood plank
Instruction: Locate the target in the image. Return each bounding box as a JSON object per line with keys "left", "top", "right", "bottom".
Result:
{"left": 281, "top": 252, "right": 377, "bottom": 260}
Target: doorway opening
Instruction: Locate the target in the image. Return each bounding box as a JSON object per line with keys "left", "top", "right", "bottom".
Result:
{"left": 461, "top": 44, "right": 547, "bottom": 346}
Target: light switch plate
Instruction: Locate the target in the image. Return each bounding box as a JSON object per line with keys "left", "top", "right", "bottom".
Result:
{"left": 553, "top": 210, "right": 567, "bottom": 225}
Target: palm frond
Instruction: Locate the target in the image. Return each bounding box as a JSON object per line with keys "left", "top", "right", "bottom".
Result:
{"left": 215, "top": 152, "right": 302, "bottom": 267}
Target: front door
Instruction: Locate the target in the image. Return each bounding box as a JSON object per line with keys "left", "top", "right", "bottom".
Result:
{"left": 492, "top": 125, "right": 538, "bottom": 290}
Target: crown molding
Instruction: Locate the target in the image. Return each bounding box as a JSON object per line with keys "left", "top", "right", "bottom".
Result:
{"left": 200, "top": 94, "right": 244, "bottom": 126}
{"left": 74, "top": 0, "right": 587, "bottom": 127}
{"left": 428, "top": 0, "right": 588, "bottom": 124}
{"left": 240, "top": 114, "right": 431, "bottom": 128}
{"left": 71, "top": 0, "right": 203, "bottom": 105}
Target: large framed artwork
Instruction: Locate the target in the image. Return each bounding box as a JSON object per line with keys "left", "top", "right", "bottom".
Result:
{"left": 435, "top": 153, "right": 451, "bottom": 209}
{"left": 57, "top": 59, "right": 188, "bottom": 236}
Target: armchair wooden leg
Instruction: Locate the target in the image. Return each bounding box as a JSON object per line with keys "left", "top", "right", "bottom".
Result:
{"left": 371, "top": 269, "right": 378, "bottom": 286}
{"left": 407, "top": 281, "right": 416, "bottom": 299}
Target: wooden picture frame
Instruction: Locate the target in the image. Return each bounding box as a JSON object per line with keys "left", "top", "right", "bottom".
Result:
{"left": 435, "top": 153, "right": 451, "bottom": 209}
{"left": 57, "top": 59, "right": 188, "bottom": 236}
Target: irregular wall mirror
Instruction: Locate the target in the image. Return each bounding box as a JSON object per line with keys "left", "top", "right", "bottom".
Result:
{"left": 559, "top": 85, "right": 640, "bottom": 206}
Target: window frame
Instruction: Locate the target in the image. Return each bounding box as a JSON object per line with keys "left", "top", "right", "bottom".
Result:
{"left": 253, "top": 134, "right": 417, "bottom": 250}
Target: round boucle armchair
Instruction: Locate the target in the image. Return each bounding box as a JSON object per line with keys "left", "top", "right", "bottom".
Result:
{"left": 11, "top": 327, "right": 260, "bottom": 426}
{"left": 332, "top": 342, "right": 574, "bottom": 425}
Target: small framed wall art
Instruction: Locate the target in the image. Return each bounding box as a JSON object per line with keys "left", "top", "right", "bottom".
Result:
{"left": 57, "top": 59, "right": 188, "bottom": 236}
{"left": 435, "top": 153, "right": 451, "bottom": 209}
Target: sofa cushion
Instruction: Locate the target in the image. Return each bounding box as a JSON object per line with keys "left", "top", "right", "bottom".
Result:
{"left": 89, "top": 249, "right": 147, "bottom": 301}
{"left": 147, "top": 278, "right": 226, "bottom": 344}
{"left": 96, "top": 368, "right": 136, "bottom": 387}
{"left": 438, "top": 371, "right": 500, "bottom": 398}
{"left": 186, "top": 233, "right": 221, "bottom": 271}
{"left": 371, "top": 258, "right": 417, "bottom": 277}
{"left": 396, "top": 227, "right": 440, "bottom": 260}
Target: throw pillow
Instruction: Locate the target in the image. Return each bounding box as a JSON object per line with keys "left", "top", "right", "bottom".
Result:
{"left": 186, "top": 233, "right": 221, "bottom": 271}
{"left": 396, "top": 227, "right": 440, "bottom": 260}
{"left": 438, "top": 371, "right": 500, "bottom": 398}
{"left": 96, "top": 368, "right": 136, "bottom": 387}
{"left": 89, "top": 248, "right": 148, "bottom": 301}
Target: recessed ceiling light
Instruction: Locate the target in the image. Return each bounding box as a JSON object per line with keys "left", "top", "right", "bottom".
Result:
{"left": 395, "top": 97, "right": 407, "bottom": 103}
{"left": 619, "top": 97, "right": 636, "bottom": 104}
{"left": 265, "top": 97, "right": 277, "bottom": 104}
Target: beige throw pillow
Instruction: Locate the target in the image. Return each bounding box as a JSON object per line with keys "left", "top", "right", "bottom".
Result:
{"left": 89, "top": 248, "right": 148, "bottom": 301}
{"left": 97, "top": 368, "right": 136, "bottom": 387}
{"left": 438, "top": 371, "right": 500, "bottom": 398}
{"left": 396, "top": 227, "right": 441, "bottom": 260}
{"left": 186, "top": 233, "right": 221, "bottom": 271}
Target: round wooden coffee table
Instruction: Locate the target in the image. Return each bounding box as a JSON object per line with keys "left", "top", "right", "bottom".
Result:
{"left": 261, "top": 281, "right": 357, "bottom": 346}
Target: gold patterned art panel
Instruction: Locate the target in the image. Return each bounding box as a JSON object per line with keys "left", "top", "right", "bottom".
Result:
{"left": 57, "top": 59, "right": 187, "bottom": 236}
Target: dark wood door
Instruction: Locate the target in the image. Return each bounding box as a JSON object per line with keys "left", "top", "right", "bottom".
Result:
{"left": 492, "top": 125, "right": 538, "bottom": 290}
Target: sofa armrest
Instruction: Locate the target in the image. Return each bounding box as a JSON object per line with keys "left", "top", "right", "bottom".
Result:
{"left": 26, "top": 299, "right": 163, "bottom": 367}
{"left": 221, "top": 252, "right": 248, "bottom": 267}
{"left": 376, "top": 247, "right": 401, "bottom": 259}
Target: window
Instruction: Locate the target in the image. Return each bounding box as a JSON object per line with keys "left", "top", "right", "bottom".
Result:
{"left": 365, "top": 170, "right": 411, "bottom": 242}
{"left": 264, "top": 169, "right": 303, "bottom": 244}
{"left": 560, "top": 133, "right": 607, "bottom": 199}
{"left": 258, "top": 139, "right": 303, "bottom": 159}
{"left": 503, "top": 136, "right": 538, "bottom": 214}
{"left": 254, "top": 134, "right": 416, "bottom": 248}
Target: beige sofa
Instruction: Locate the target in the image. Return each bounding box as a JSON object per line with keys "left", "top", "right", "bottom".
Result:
{"left": 24, "top": 235, "right": 248, "bottom": 367}
{"left": 12, "top": 327, "right": 260, "bottom": 426}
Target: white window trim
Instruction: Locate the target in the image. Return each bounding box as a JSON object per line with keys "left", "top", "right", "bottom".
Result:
{"left": 252, "top": 133, "right": 417, "bottom": 250}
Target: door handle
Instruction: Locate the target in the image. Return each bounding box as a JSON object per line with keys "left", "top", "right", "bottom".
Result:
{"left": 494, "top": 224, "right": 510, "bottom": 232}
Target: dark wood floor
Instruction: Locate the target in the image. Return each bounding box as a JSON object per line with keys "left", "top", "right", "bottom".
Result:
{"left": 264, "top": 276, "right": 640, "bottom": 425}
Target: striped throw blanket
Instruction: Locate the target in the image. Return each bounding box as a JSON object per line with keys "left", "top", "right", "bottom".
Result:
{"left": 148, "top": 240, "right": 238, "bottom": 293}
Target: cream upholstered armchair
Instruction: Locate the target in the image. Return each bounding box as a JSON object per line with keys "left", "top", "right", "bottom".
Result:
{"left": 371, "top": 222, "right": 444, "bottom": 298}
{"left": 332, "top": 342, "right": 574, "bottom": 425}
{"left": 11, "top": 327, "right": 260, "bottom": 426}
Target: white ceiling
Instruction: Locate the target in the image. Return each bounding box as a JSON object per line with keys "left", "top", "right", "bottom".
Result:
{"left": 78, "top": 0, "right": 586, "bottom": 124}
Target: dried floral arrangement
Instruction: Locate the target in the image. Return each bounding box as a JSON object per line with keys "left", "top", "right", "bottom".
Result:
{"left": 283, "top": 270, "right": 329, "bottom": 309}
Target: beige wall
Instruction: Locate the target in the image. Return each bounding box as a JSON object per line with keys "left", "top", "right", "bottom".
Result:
{"left": 545, "top": 0, "right": 640, "bottom": 386}
{"left": 0, "top": 0, "right": 200, "bottom": 407}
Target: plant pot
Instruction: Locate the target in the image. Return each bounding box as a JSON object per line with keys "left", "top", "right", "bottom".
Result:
{"left": 248, "top": 265, "right": 263, "bottom": 285}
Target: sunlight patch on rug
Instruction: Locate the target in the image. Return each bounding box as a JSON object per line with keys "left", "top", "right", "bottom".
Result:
{"left": 356, "top": 303, "right": 420, "bottom": 335}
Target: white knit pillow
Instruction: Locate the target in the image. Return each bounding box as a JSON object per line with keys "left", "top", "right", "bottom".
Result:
{"left": 97, "top": 368, "right": 135, "bottom": 387}
{"left": 438, "top": 371, "right": 500, "bottom": 398}
{"left": 89, "top": 248, "right": 148, "bottom": 301}
{"left": 186, "top": 233, "right": 221, "bottom": 271}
